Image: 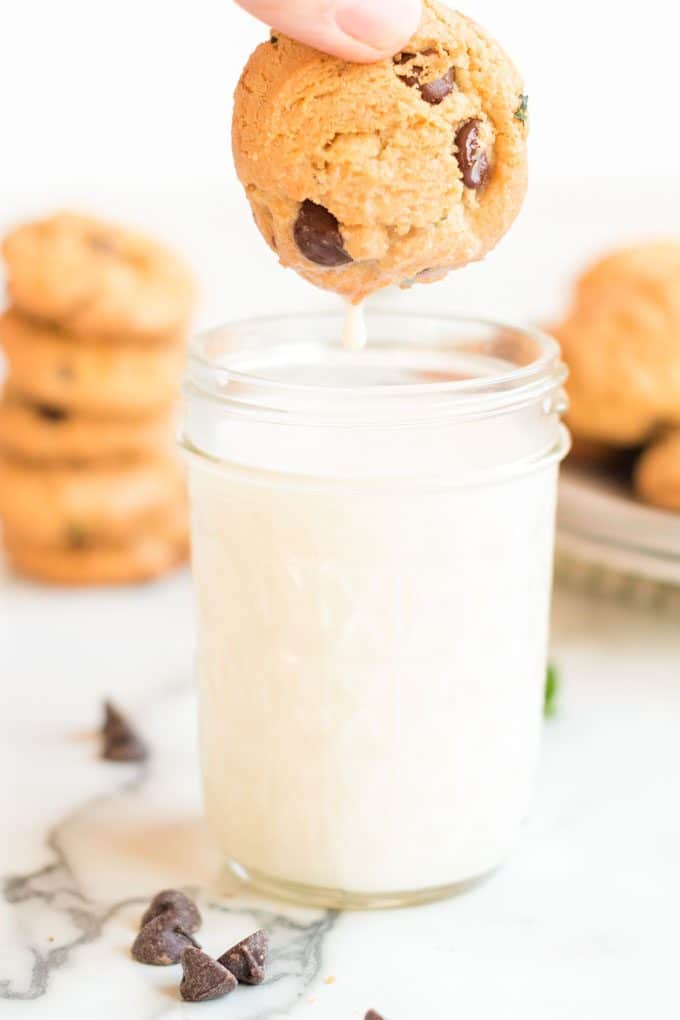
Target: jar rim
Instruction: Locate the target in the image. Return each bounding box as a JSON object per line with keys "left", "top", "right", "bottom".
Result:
{"left": 186, "top": 311, "right": 567, "bottom": 426}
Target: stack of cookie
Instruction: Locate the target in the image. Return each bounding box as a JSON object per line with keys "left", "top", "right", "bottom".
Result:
{"left": 0, "top": 212, "right": 196, "bottom": 585}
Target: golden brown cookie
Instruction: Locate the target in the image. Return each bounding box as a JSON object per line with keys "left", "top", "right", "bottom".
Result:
{"left": 3, "top": 212, "right": 196, "bottom": 339}
{"left": 232, "top": 0, "right": 528, "bottom": 302}
{"left": 0, "top": 310, "right": 186, "bottom": 415}
{"left": 634, "top": 432, "right": 680, "bottom": 511}
{"left": 4, "top": 524, "right": 189, "bottom": 586}
{"left": 554, "top": 242, "right": 680, "bottom": 446}
{"left": 0, "top": 454, "right": 186, "bottom": 547}
{"left": 0, "top": 390, "right": 177, "bottom": 465}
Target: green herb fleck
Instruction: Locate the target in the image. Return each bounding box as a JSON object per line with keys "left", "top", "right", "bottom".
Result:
{"left": 544, "top": 662, "right": 559, "bottom": 719}
{"left": 514, "top": 94, "right": 529, "bottom": 124}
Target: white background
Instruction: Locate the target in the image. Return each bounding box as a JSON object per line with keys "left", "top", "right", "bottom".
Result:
{"left": 1, "top": 0, "right": 678, "bottom": 327}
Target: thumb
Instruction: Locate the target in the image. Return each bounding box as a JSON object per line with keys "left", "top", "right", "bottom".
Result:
{"left": 235, "top": 0, "right": 423, "bottom": 63}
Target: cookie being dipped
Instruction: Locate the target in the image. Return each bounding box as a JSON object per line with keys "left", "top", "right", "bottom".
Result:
{"left": 232, "top": 0, "right": 529, "bottom": 302}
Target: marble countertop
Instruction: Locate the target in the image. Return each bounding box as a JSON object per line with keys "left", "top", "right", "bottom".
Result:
{"left": 1, "top": 567, "right": 679, "bottom": 1019}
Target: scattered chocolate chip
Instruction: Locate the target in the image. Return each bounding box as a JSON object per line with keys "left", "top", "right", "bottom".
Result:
{"left": 393, "top": 51, "right": 417, "bottom": 65}
{"left": 218, "top": 929, "right": 268, "bottom": 985}
{"left": 35, "top": 403, "right": 68, "bottom": 423}
{"left": 132, "top": 915, "right": 200, "bottom": 966}
{"left": 101, "top": 700, "right": 148, "bottom": 762}
{"left": 514, "top": 93, "right": 529, "bottom": 123}
{"left": 294, "top": 200, "right": 352, "bottom": 267}
{"left": 140, "top": 889, "right": 202, "bottom": 934}
{"left": 270, "top": 34, "right": 278, "bottom": 44}
{"left": 455, "top": 119, "right": 490, "bottom": 189}
{"left": 420, "top": 67, "right": 456, "bottom": 105}
{"left": 365, "top": 1012, "right": 385, "bottom": 1020}
{"left": 180, "top": 948, "right": 238, "bottom": 1002}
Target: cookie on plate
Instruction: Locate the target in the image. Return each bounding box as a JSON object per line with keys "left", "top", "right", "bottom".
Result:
{"left": 634, "top": 431, "right": 680, "bottom": 511}
{"left": 0, "top": 310, "right": 186, "bottom": 415}
{"left": 0, "top": 454, "right": 186, "bottom": 547}
{"left": 232, "top": 0, "right": 528, "bottom": 302}
{"left": 0, "top": 390, "right": 176, "bottom": 465}
{"left": 554, "top": 242, "right": 680, "bottom": 446}
{"left": 3, "top": 212, "right": 196, "bottom": 339}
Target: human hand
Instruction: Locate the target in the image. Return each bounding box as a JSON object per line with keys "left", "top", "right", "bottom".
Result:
{"left": 234, "top": 0, "right": 422, "bottom": 62}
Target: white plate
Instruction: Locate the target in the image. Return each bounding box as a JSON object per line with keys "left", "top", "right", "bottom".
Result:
{"left": 557, "top": 465, "right": 680, "bottom": 587}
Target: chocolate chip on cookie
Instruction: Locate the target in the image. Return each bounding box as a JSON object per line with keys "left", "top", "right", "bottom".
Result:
{"left": 420, "top": 68, "right": 456, "bottom": 105}
{"left": 35, "top": 403, "right": 68, "bottom": 423}
{"left": 140, "top": 890, "right": 202, "bottom": 934}
{"left": 132, "top": 915, "right": 200, "bottom": 966}
{"left": 365, "top": 1012, "right": 385, "bottom": 1020}
{"left": 217, "top": 929, "right": 268, "bottom": 985}
{"left": 180, "top": 948, "right": 238, "bottom": 1002}
{"left": 394, "top": 50, "right": 456, "bottom": 104}
{"left": 65, "top": 523, "right": 88, "bottom": 549}
{"left": 294, "top": 201, "right": 352, "bottom": 267}
{"left": 455, "top": 119, "right": 490, "bottom": 189}
{"left": 88, "top": 232, "right": 117, "bottom": 255}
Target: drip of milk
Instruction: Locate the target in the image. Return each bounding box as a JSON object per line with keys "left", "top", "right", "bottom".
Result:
{"left": 341, "top": 301, "right": 367, "bottom": 350}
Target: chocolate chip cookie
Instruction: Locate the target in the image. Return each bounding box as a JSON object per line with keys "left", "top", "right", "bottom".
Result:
{"left": 0, "top": 454, "right": 186, "bottom": 547}
{"left": 3, "top": 213, "right": 196, "bottom": 339}
{"left": 634, "top": 431, "right": 680, "bottom": 511}
{"left": 232, "top": 0, "right": 528, "bottom": 302}
{"left": 555, "top": 242, "right": 680, "bottom": 446}
{"left": 0, "top": 310, "right": 186, "bottom": 415}
{"left": 4, "top": 525, "right": 189, "bottom": 586}
{"left": 0, "top": 390, "right": 176, "bottom": 464}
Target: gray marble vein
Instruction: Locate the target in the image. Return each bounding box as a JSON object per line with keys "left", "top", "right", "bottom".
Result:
{"left": 1, "top": 677, "right": 337, "bottom": 1012}
{"left": 1, "top": 766, "right": 149, "bottom": 1000}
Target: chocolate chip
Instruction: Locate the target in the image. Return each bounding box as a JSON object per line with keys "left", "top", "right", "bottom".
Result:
{"left": 420, "top": 67, "right": 456, "bottom": 105}
{"left": 294, "top": 200, "right": 352, "bottom": 267}
{"left": 365, "top": 1012, "right": 385, "bottom": 1020}
{"left": 218, "top": 929, "right": 268, "bottom": 985}
{"left": 140, "top": 890, "right": 202, "bottom": 934}
{"left": 101, "top": 700, "right": 148, "bottom": 762}
{"left": 131, "top": 915, "right": 200, "bottom": 966}
{"left": 394, "top": 52, "right": 455, "bottom": 104}
{"left": 35, "top": 403, "right": 68, "bottom": 423}
{"left": 455, "top": 119, "right": 490, "bottom": 189}
{"left": 180, "top": 948, "right": 238, "bottom": 1002}
{"left": 88, "top": 233, "right": 116, "bottom": 254}
{"left": 270, "top": 33, "right": 278, "bottom": 44}
{"left": 65, "top": 523, "right": 88, "bottom": 549}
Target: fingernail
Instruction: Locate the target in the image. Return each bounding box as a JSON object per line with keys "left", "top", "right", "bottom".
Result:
{"left": 335, "top": 0, "right": 421, "bottom": 53}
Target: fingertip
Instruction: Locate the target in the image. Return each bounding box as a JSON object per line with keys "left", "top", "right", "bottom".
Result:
{"left": 334, "top": 0, "right": 422, "bottom": 59}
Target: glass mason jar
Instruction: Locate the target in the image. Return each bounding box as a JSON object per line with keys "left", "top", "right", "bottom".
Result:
{"left": 182, "top": 312, "right": 569, "bottom": 909}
